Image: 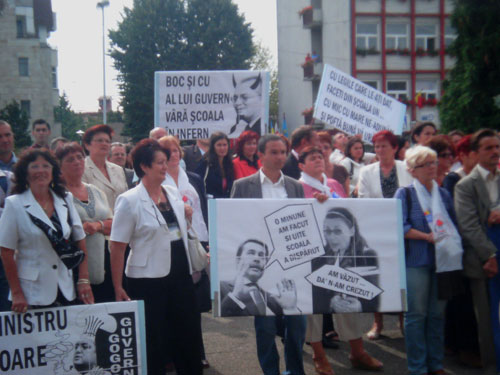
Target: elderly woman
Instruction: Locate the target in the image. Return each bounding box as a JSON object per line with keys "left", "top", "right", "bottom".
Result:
{"left": 0, "top": 149, "right": 93, "bottom": 312}
{"left": 340, "top": 138, "right": 367, "bottom": 197}
{"left": 232, "top": 130, "right": 261, "bottom": 180}
{"left": 195, "top": 131, "right": 234, "bottom": 198}
{"left": 110, "top": 139, "right": 203, "bottom": 375}
{"left": 358, "top": 130, "right": 413, "bottom": 340}
{"left": 57, "top": 142, "right": 114, "bottom": 303}
{"left": 427, "top": 135, "right": 455, "bottom": 186}
{"left": 82, "top": 125, "right": 128, "bottom": 212}
{"left": 395, "top": 145, "right": 462, "bottom": 375}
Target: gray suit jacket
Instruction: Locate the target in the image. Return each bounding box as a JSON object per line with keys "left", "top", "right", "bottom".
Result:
{"left": 454, "top": 165, "right": 499, "bottom": 278}
{"left": 230, "top": 171, "right": 304, "bottom": 199}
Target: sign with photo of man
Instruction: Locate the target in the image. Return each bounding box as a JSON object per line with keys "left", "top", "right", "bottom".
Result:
{"left": 0, "top": 301, "right": 146, "bottom": 374}
{"left": 154, "top": 70, "right": 270, "bottom": 140}
{"left": 210, "top": 199, "right": 406, "bottom": 317}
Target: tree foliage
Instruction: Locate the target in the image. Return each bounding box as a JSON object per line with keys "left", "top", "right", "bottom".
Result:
{"left": 109, "top": 0, "right": 255, "bottom": 142}
{"left": 439, "top": 0, "right": 500, "bottom": 133}
{"left": 54, "top": 93, "right": 86, "bottom": 141}
{"left": 0, "top": 101, "right": 31, "bottom": 149}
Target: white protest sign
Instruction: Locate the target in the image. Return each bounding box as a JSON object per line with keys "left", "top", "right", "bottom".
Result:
{"left": 0, "top": 301, "right": 146, "bottom": 374}
{"left": 154, "top": 70, "right": 270, "bottom": 139}
{"left": 314, "top": 64, "right": 406, "bottom": 143}
{"left": 211, "top": 198, "right": 406, "bottom": 317}
{"left": 306, "top": 259, "right": 383, "bottom": 301}
{"left": 264, "top": 204, "right": 325, "bottom": 270}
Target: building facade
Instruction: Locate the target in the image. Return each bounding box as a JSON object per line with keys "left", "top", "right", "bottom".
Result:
{"left": 277, "top": 0, "right": 456, "bottom": 133}
{"left": 0, "top": 0, "right": 59, "bottom": 132}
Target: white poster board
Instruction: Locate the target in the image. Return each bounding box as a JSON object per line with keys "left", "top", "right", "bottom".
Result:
{"left": 314, "top": 64, "right": 406, "bottom": 143}
{"left": 210, "top": 199, "right": 406, "bottom": 317}
{"left": 154, "top": 70, "right": 270, "bottom": 139}
{"left": 0, "top": 301, "right": 146, "bottom": 374}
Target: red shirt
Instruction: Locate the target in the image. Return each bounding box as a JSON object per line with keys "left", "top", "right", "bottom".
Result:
{"left": 232, "top": 156, "right": 262, "bottom": 180}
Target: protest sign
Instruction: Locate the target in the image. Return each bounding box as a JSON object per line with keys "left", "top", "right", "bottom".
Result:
{"left": 210, "top": 198, "right": 406, "bottom": 317}
{"left": 313, "top": 64, "right": 406, "bottom": 143}
{"left": 0, "top": 301, "right": 146, "bottom": 375}
{"left": 154, "top": 70, "right": 270, "bottom": 139}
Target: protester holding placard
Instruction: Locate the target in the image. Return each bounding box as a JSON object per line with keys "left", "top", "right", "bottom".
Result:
{"left": 195, "top": 131, "right": 234, "bottom": 199}
{"left": 56, "top": 142, "right": 114, "bottom": 303}
{"left": 0, "top": 149, "right": 94, "bottom": 312}
{"left": 110, "top": 139, "right": 203, "bottom": 375}
{"left": 396, "top": 145, "right": 463, "bottom": 375}
{"left": 232, "top": 130, "right": 262, "bottom": 180}
{"left": 358, "top": 130, "right": 412, "bottom": 340}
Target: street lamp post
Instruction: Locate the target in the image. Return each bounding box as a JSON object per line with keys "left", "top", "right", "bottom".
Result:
{"left": 97, "top": 0, "right": 110, "bottom": 124}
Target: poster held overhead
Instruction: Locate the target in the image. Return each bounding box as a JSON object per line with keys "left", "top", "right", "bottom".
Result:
{"left": 154, "top": 70, "right": 270, "bottom": 140}
{"left": 313, "top": 64, "right": 406, "bottom": 143}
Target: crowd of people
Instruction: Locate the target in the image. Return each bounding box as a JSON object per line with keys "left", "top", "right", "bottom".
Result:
{"left": 0, "top": 117, "right": 499, "bottom": 375}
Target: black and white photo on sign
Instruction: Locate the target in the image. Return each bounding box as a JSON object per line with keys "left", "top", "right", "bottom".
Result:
{"left": 0, "top": 301, "right": 145, "bottom": 375}
{"left": 212, "top": 199, "right": 405, "bottom": 317}
{"left": 154, "top": 70, "right": 270, "bottom": 140}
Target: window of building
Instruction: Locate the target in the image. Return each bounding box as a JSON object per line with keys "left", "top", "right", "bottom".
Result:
{"left": 356, "top": 23, "right": 378, "bottom": 51}
{"left": 386, "top": 24, "right": 408, "bottom": 50}
{"left": 416, "top": 24, "right": 437, "bottom": 51}
{"left": 386, "top": 81, "right": 408, "bottom": 101}
{"left": 444, "top": 24, "right": 457, "bottom": 49}
{"left": 20, "top": 100, "right": 31, "bottom": 118}
{"left": 18, "top": 58, "right": 29, "bottom": 77}
{"left": 362, "top": 81, "right": 378, "bottom": 90}
{"left": 16, "top": 17, "right": 26, "bottom": 38}
{"left": 416, "top": 80, "right": 438, "bottom": 100}
{"left": 52, "top": 67, "right": 58, "bottom": 89}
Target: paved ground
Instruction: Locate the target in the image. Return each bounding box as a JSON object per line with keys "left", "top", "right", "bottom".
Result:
{"left": 199, "top": 313, "right": 487, "bottom": 375}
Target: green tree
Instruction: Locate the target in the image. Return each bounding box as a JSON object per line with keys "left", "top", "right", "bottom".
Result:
{"left": 0, "top": 101, "right": 31, "bottom": 149}
{"left": 54, "top": 93, "right": 86, "bottom": 141}
{"left": 109, "top": 0, "right": 254, "bottom": 142}
{"left": 439, "top": 0, "right": 500, "bottom": 133}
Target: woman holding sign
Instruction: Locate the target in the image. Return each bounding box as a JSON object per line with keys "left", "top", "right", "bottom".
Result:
{"left": 298, "top": 147, "right": 382, "bottom": 373}
{"left": 0, "top": 149, "right": 93, "bottom": 312}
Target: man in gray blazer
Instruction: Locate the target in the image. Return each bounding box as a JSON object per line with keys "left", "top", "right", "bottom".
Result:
{"left": 455, "top": 128, "right": 500, "bottom": 370}
{"left": 231, "top": 134, "right": 306, "bottom": 375}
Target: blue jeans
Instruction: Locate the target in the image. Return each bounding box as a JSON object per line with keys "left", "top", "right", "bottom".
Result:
{"left": 405, "top": 266, "right": 446, "bottom": 375}
{"left": 254, "top": 315, "right": 306, "bottom": 375}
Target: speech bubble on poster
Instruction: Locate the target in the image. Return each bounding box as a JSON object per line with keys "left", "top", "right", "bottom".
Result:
{"left": 305, "top": 258, "right": 383, "bottom": 300}
{"left": 264, "top": 204, "right": 324, "bottom": 270}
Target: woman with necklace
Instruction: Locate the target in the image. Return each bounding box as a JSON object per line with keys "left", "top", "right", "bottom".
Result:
{"left": 82, "top": 124, "right": 128, "bottom": 212}
{"left": 110, "top": 139, "right": 203, "bottom": 375}
{"left": 0, "top": 149, "right": 93, "bottom": 312}
{"left": 358, "top": 130, "right": 413, "bottom": 341}
{"left": 57, "top": 142, "right": 113, "bottom": 303}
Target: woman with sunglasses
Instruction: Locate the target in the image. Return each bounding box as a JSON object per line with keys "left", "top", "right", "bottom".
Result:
{"left": 110, "top": 139, "right": 203, "bottom": 375}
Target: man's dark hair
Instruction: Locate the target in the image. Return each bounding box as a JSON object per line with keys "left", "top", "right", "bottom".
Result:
{"left": 32, "top": 119, "right": 50, "bottom": 131}
{"left": 290, "top": 125, "right": 315, "bottom": 150}
{"left": 236, "top": 239, "right": 269, "bottom": 258}
{"left": 470, "top": 128, "right": 499, "bottom": 151}
{"left": 258, "top": 134, "right": 287, "bottom": 154}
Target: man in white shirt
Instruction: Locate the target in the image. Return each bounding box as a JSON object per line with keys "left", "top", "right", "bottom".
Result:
{"left": 329, "top": 132, "right": 348, "bottom": 164}
{"left": 231, "top": 134, "right": 307, "bottom": 375}
{"left": 455, "top": 128, "right": 500, "bottom": 371}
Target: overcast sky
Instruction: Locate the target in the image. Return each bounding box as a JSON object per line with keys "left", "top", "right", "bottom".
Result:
{"left": 49, "top": 0, "right": 277, "bottom": 113}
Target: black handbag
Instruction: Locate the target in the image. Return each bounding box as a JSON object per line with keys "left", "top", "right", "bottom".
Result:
{"left": 27, "top": 207, "right": 84, "bottom": 270}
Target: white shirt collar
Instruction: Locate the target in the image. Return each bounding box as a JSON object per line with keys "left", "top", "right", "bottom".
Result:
{"left": 259, "top": 168, "right": 285, "bottom": 186}
{"left": 477, "top": 164, "right": 500, "bottom": 182}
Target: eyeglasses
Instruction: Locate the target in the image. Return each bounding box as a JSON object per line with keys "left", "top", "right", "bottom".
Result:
{"left": 438, "top": 152, "right": 454, "bottom": 159}
{"left": 414, "top": 161, "right": 438, "bottom": 169}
